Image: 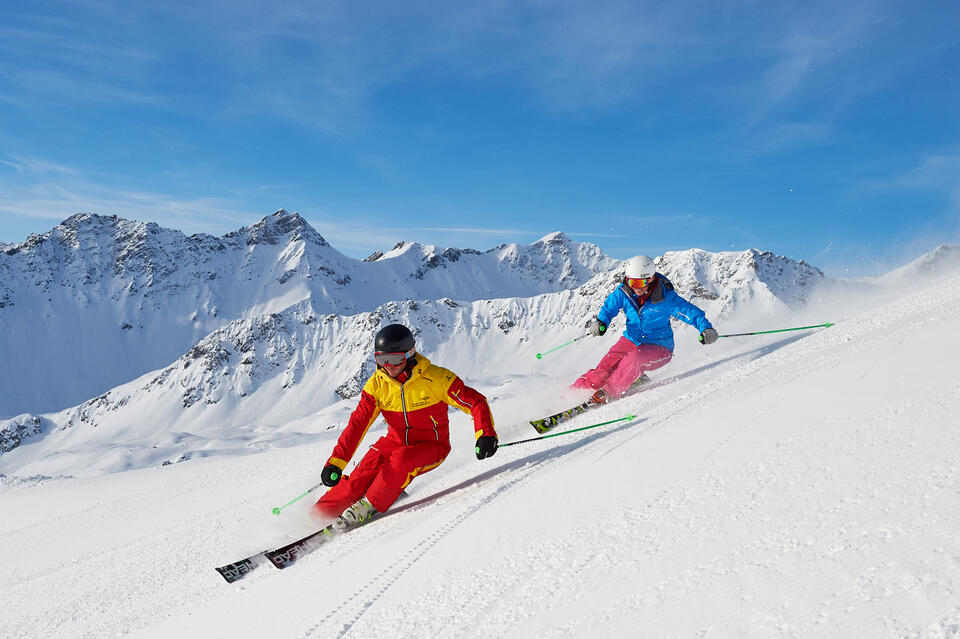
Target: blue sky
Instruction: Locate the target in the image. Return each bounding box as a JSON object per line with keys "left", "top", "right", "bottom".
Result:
{"left": 0, "top": 1, "right": 958, "bottom": 276}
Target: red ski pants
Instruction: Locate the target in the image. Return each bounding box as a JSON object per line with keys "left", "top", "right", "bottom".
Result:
{"left": 312, "top": 436, "right": 448, "bottom": 518}
{"left": 572, "top": 337, "right": 673, "bottom": 397}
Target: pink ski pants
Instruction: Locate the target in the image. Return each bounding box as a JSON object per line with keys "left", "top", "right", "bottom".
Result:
{"left": 572, "top": 336, "right": 672, "bottom": 398}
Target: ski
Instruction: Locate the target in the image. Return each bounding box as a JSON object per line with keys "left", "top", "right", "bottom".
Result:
{"left": 215, "top": 519, "right": 362, "bottom": 583}
{"left": 215, "top": 554, "right": 268, "bottom": 584}
{"left": 530, "top": 374, "right": 650, "bottom": 434}
{"left": 215, "top": 496, "right": 400, "bottom": 583}
{"left": 264, "top": 523, "right": 339, "bottom": 569}
{"left": 215, "top": 542, "right": 297, "bottom": 583}
{"left": 529, "top": 398, "right": 597, "bottom": 433}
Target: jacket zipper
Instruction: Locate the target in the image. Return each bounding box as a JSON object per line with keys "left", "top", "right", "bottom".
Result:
{"left": 400, "top": 380, "right": 411, "bottom": 444}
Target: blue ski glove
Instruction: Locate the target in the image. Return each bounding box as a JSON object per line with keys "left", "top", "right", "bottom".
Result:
{"left": 475, "top": 435, "right": 498, "bottom": 460}
{"left": 699, "top": 328, "right": 718, "bottom": 345}
{"left": 321, "top": 464, "right": 343, "bottom": 487}
{"left": 585, "top": 317, "right": 607, "bottom": 337}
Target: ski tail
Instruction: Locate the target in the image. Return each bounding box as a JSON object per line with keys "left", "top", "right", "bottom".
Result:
{"left": 215, "top": 555, "right": 268, "bottom": 584}
{"left": 265, "top": 504, "right": 383, "bottom": 569}
{"left": 530, "top": 399, "right": 593, "bottom": 433}
{"left": 264, "top": 526, "right": 337, "bottom": 569}
{"left": 215, "top": 494, "right": 402, "bottom": 582}
{"left": 215, "top": 519, "right": 347, "bottom": 581}
{"left": 529, "top": 373, "right": 651, "bottom": 434}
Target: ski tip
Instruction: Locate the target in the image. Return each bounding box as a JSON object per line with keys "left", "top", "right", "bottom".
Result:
{"left": 824, "top": 322, "right": 834, "bottom": 327}
{"left": 535, "top": 353, "right": 543, "bottom": 359}
{"left": 627, "top": 414, "right": 637, "bottom": 420}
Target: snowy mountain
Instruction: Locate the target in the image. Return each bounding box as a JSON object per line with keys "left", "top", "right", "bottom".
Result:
{"left": 0, "top": 211, "right": 616, "bottom": 417}
{"left": 882, "top": 244, "right": 960, "bottom": 282}
{"left": 1, "top": 239, "right": 827, "bottom": 475}
{"left": 656, "top": 248, "right": 824, "bottom": 316}
{"left": 1, "top": 261, "right": 957, "bottom": 639}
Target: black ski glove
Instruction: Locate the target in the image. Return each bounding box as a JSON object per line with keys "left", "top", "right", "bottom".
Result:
{"left": 699, "top": 328, "right": 718, "bottom": 345}
{"left": 321, "top": 464, "right": 343, "bottom": 487}
{"left": 585, "top": 317, "right": 607, "bottom": 337}
{"left": 475, "top": 435, "right": 498, "bottom": 460}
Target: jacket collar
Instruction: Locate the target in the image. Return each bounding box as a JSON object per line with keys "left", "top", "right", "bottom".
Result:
{"left": 647, "top": 276, "right": 666, "bottom": 302}
{"left": 377, "top": 353, "right": 431, "bottom": 385}
{"left": 619, "top": 273, "right": 665, "bottom": 308}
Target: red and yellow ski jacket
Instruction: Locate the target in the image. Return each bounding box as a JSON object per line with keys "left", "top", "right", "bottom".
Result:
{"left": 326, "top": 353, "right": 496, "bottom": 471}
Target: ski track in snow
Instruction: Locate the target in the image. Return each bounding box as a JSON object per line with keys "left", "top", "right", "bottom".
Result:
{"left": 300, "top": 469, "right": 536, "bottom": 639}
{"left": 269, "top": 421, "right": 644, "bottom": 637}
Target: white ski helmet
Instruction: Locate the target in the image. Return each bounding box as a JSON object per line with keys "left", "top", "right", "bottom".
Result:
{"left": 625, "top": 255, "right": 655, "bottom": 279}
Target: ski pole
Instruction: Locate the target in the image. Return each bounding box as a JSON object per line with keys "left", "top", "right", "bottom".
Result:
{"left": 271, "top": 481, "right": 326, "bottom": 516}
{"left": 717, "top": 322, "right": 834, "bottom": 339}
{"left": 499, "top": 414, "right": 636, "bottom": 448}
{"left": 536, "top": 333, "right": 590, "bottom": 359}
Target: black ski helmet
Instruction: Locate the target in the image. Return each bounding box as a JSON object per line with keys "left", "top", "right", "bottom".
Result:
{"left": 374, "top": 323, "right": 415, "bottom": 353}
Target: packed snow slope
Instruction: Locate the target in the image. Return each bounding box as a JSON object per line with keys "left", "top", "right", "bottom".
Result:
{"left": 2, "top": 268, "right": 958, "bottom": 638}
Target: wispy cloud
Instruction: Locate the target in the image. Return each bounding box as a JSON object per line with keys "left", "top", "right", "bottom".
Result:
{"left": 303, "top": 214, "right": 635, "bottom": 257}
{"left": 567, "top": 232, "right": 631, "bottom": 240}
{"left": 0, "top": 8, "right": 165, "bottom": 108}
{"left": 0, "top": 162, "right": 258, "bottom": 238}
{"left": 403, "top": 226, "right": 541, "bottom": 236}
{"left": 852, "top": 153, "right": 960, "bottom": 215}
{"left": 819, "top": 153, "right": 960, "bottom": 275}
{"left": 0, "top": 1, "right": 924, "bottom": 139}
{"left": 757, "top": 10, "right": 880, "bottom": 109}
{"left": 302, "top": 217, "right": 545, "bottom": 255}
{"left": 621, "top": 213, "right": 697, "bottom": 224}
{"left": 890, "top": 154, "right": 960, "bottom": 211}
{"left": 0, "top": 155, "right": 80, "bottom": 175}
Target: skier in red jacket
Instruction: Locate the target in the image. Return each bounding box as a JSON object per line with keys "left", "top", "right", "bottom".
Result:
{"left": 313, "top": 324, "right": 499, "bottom": 527}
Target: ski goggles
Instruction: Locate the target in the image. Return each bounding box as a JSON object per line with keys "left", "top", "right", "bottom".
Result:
{"left": 374, "top": 348, "right": 415, "bottom": 367}
{"left": 625, "top": 276, "right": 653, "bottom": 289}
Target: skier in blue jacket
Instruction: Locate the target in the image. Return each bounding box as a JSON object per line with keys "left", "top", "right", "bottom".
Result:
{"left": 572, "top": 255, "right": 718, "bottom": 402}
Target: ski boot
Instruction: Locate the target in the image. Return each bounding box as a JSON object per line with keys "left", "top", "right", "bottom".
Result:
{"left": 589, "top": 389, "right": 608, "bottom": 405}
{"left": 333, "top": 498, "right": 378, "bottom": 530}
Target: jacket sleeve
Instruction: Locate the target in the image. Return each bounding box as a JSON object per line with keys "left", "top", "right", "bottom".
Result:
{"left": 327, "top": 387, "right": 381, "bottom": 470}
{"left": 445, "top": 376, "right": 497, "bottom": 440}
{"left": 667, "top": 290, "right": 713, "bottom": 333}
{"left": 597, "top": 288, "right": 624, "bottom": 326}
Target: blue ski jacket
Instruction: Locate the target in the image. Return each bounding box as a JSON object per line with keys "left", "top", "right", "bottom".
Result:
{"left": 597, "top": 274, "right": 713, "bottom": 352}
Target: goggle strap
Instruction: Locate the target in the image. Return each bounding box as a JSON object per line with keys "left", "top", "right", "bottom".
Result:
{"left": 373, "top": 347, "right": 415, "bottom": 358}
{"left": 374, "top": 347, "right": 416, "bottom": 365}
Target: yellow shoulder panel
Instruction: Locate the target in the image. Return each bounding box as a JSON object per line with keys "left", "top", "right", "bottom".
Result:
{"left": 362, "top": 357, "right": 459, "bottom": 412}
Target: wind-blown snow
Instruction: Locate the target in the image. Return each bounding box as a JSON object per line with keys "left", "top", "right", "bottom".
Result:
{"left": 1, "top": 255, "right": 958, "bottom": 637}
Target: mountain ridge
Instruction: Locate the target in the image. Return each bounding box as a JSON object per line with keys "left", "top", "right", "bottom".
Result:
{"left": 6, "top": 211, "right": 932, "bottom": 475}
{"left": 2, "top": 246, "right": 832, "bottom": 473}
{"left": 0, "top": 210, "right": 617, "bottom": 416}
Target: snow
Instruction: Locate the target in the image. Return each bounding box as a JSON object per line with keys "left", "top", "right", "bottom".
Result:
{"left": 0, "top": 211, "right": 617, "bottom": 417}
{"left": 2, "top": 262, "right": 959, "bottom": 637}
{"left": 0, "top": 220, "right": 824, "bottom": 474}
